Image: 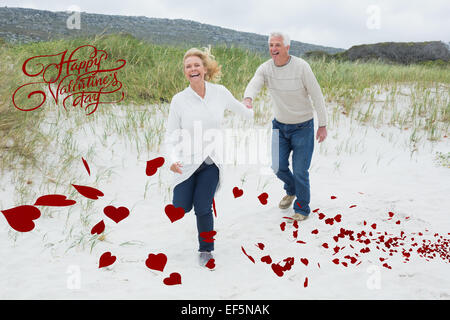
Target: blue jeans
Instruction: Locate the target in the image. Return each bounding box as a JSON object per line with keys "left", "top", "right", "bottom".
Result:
{"left": 172, "top": 160, "right": 219, "bottom": 252}
{"left": 271, "top": 118, "right": 314, "bottom": 216}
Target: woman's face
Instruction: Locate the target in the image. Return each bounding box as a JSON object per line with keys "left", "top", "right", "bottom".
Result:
{"left": 184, "top": 55, "right": 207, "bottom": 84}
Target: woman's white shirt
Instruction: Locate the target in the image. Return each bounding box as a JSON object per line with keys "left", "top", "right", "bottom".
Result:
{"left": 163, "top": 81, "right": 254, "bottom": 192}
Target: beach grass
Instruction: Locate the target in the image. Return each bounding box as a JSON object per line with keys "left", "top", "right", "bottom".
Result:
{"left": 1, "top": 34, "right": 449, "bottom": 248}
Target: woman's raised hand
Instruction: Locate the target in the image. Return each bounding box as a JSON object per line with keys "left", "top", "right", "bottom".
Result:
{"left": 170, "top": 161, "right": 183, "bottom": 174}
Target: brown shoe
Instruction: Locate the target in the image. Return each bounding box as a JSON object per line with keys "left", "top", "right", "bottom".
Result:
{"left": 279, "top": 194, "right": 296, "bottom": 209}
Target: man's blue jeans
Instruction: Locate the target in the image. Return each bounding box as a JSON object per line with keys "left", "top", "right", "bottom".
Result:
{"left": 172, "top": 160, "right": 219, "bottom": 252}
{"left": 271, "top": 118, "right": 314, "bottom": 216}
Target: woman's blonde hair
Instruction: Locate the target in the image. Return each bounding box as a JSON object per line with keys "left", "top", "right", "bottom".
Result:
{"left": 183, "top": 46, "right": 222, "bottom": 82}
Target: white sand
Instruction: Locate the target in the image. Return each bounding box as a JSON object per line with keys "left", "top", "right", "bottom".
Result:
{"left": 1, "top": 92, "right": 449, "bottom": 300}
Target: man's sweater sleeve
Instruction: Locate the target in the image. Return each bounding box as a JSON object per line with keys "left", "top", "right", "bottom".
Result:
{"left": 244, "top": 64, "right": 266, "bottom": 100}
{"left": 302, "top": 62, "right": 327, "bottom": 127}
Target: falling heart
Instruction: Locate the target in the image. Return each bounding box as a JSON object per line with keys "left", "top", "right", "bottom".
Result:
{"left": 163, "top": 272, "right": 182, "bottom": 286}
{"left": 103, "top": 205, "right": 130, "bottom": 223}
{"left": 200, "top": 230, "right": 217, "bottom": 243}
{"left": 205, "top": 258, "right": 215, "bottom": 270}
{"left": 34, "top": 194, "right": 76, "bottom": 207}
{"left": 300, "top": 258, "right": 309, "bottom": 266}
{"left": 91, "top": 220, "right": 105, "bottom": 235}
{"left": 164, "top": 204, "right": 185, "bottom": 223}
{"left": 146, "top": 157, "right": 165, "bottom": 176}
{"left": 241, "top": 246, "right": 255, "bottom": 264}
{"left": 232, "top": 187, "right": 243, "bottom": 198}
{"left": 99, "top": 252, "right": 116, "bottom": 268}
{"left": 82, "top": 157, "right": 91, "bottom": 176}
{"left": 271, "top": 263, "right": 284, "bottom": 277}
{"left": 72, "top": 184, "right": 104, "bottom": 200}
{"left": 145, "top": 253, "right": 167, "bottom": 272}
{"left": 1, "top": 205, "right": 41, "bottom": 232}
{"left": 257, "top": 192, "right": 268, "bottom": 205}
{"left": 261, "top": 255, "right": 272, "bottom": 264}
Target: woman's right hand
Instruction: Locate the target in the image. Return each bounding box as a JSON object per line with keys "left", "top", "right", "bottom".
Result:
{"left": 170, "top": 161, "right": 183, "bottom": 174}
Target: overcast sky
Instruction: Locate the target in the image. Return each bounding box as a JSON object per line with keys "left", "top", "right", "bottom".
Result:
{"left": 2, "top": 0, "right": 449, "bottom": 49}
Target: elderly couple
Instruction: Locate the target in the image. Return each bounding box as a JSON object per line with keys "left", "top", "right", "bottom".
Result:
{"left": 163, "top": 32, "right": 328, "bottom": 268}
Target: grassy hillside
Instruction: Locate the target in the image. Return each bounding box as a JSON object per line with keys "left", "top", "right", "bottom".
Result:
{"left": 1, "top": 34, "right": 449, "bottom": 173}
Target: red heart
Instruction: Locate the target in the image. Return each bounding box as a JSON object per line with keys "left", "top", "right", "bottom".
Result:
{"left": 256, "top": 243, "right": 265, "bottom": 250}
{"left": 334, "top": 214, "right": 342, "bottom": 223}
{"left": 280, "top": 222, "right": 286, "bottom": 231}
{"left": 163, "top": 272, "right": 182, "bottom": 286}
{"left": 311, "top": 229, "right": 319, "bottom": 234}
{"left": 72, "top": 184, "right": 104, "bottom": 200}
{"left": 145, "top": 253, "right": 167, "bottom": 272}
{"left": 261, "top": 255, "right": 272, "bottom": 264}
{"left": 325, "top": 218, "right": 334, "bottom": 225}
{"left": 91, "top": 220, "right": 105, "bottom": 235}
{"left": 99, "top": 252, "right": 116, "bottom": 268}
{"left": 271, "top": 263, "right": 284, "bottom": 277}
{"left": 164, "top": 204, "right": 185, "bottom": 223}
{"left": 331, "top": 196, "right": 337, "bottom": 199}
{"left": 146, "top": 157, "right": 165, "bottom": 176}
{"left": 241, "top": 246, "right": 255, "bottom": 264}
{"left": 282, "top": 257, "right": 295, "bottom": 271}
{"left": 200, "top": 230, "right": 217, "bottom": 243}
{"left": 318, "top": 213, "right": 325, "bottom": 220}
{"left": 82, "top": 157, "right": 91, "bottom": 176}
{"left": 205, "top": 258, "right": 216, "bottom": 270}
{"left": 103, "top": 206, "right": 130, "bottom": 223}
{"left": 1, "top": 205, "right": 41, "bottom": 232}
{"left": 212, "top": 198, "right": 217, "bottom": 218}
{"left": 257, "top": 192, "right": 268, "bottom": 205}
{"left": 300, "top": 258, "right": 309, "bottom": 266}
{"left": 304, "top": 277, "right": 309, "bottom": 288}
{"left": 34, "top": 194, "right": 76, "bottom": 207}
{"left": 232, "top": 187, "right": 243, "bottom": 198}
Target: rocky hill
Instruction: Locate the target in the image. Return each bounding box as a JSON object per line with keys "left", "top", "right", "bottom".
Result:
{"left": 341, "top": 41, "right": 450, "bottom": 64}
{"left": 305, "top": 41, "right": 450, "bottom": 65}
{"left": 0, "top": 6, "right": 343, "bottom": 57}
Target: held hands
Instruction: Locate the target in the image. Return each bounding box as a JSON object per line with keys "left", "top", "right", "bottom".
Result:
{"left": 243, "top": 97, "right": 253, "bottom": 109}
{"left": 170, "top": 161, "right": 183, "bottom": 174}
{"left": 316, "top": 126, "right": 327, "bottom": 143}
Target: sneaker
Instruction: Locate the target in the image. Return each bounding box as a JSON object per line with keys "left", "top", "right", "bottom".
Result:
{"left": 279, "top": 194, "right": 296, "bottom": 209}
{"left": 291, "top": 213, "right": 308, "bottom": 221}
{"left": 198, "top": 251, "right": 215, "bottom": 270}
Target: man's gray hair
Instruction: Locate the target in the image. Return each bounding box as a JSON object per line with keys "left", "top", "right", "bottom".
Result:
{"left": 268, "top": 32, "right": 291, "bottom": 46}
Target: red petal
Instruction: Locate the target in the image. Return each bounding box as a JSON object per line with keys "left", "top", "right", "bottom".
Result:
{"left": 72, "top": 184, "right": 104, "bottom": 200}
{"left": 82, "top": 157, "right": 90, "bottom": 176}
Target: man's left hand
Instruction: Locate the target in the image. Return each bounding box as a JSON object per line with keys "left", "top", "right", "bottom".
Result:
{"left": 316, "top": 126, "right": 327, "bottom": 143}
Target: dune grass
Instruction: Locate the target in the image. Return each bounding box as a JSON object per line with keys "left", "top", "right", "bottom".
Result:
{"left": 1, "top": 33, "right": 448, "bottom": 250}
{"left": 1, "top": 33, "right": 449, "bottom": 174}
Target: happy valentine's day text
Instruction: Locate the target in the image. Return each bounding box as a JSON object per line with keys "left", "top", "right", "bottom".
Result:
{"left": 12, "top": 44, "right": 126, "bottom": 115}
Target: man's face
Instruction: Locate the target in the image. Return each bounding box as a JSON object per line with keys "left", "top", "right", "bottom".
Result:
{"left": 269, "top": 36, "right": 290, "bottom": 65}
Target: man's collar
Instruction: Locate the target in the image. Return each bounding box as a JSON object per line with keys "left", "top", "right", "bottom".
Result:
{"left": 274, "top": 55, "right": 292, "bottom": 67}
